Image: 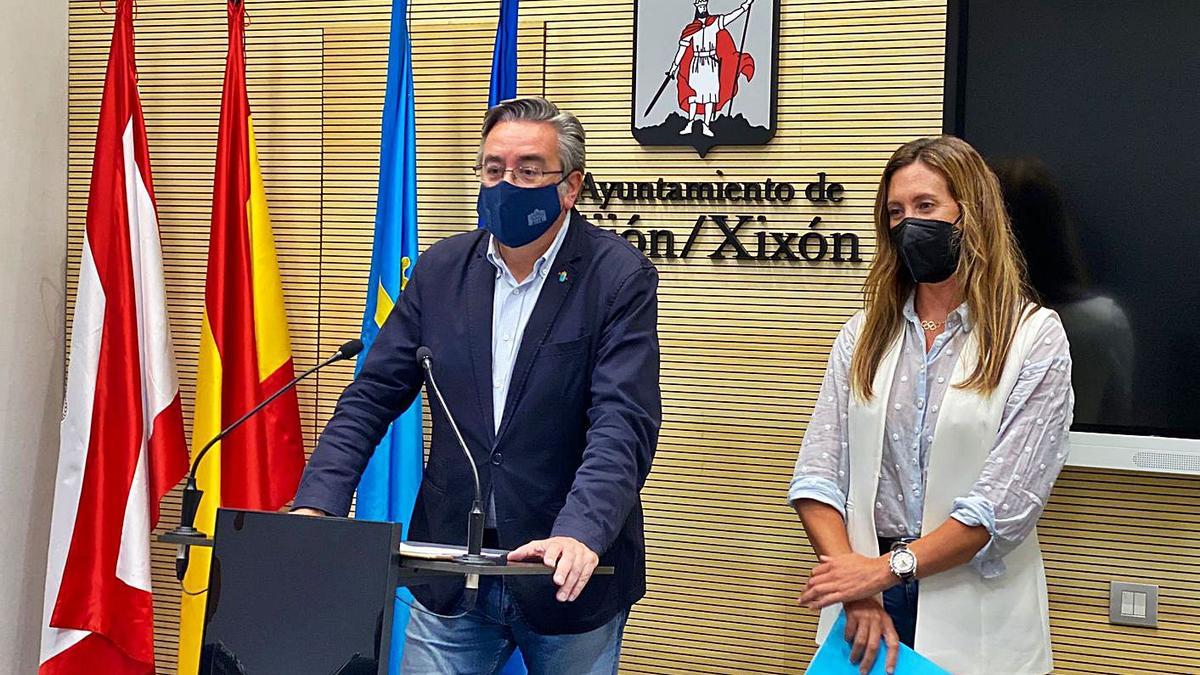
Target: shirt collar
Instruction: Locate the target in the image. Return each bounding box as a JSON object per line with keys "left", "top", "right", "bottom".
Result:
{"left": 903, "top": 292, "right": 974, "bottom": 332}
{"left": 486, "top": 218, "right": 570, "bottom": 284}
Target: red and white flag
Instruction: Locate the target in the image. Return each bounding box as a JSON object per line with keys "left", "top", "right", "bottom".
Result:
{"left": 40, "top": 1, "right": 190, "bottom": 672}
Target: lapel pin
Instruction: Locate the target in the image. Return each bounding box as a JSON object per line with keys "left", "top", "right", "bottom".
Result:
{"left": 558, "top": 271, "right": 568, "bottom": 283}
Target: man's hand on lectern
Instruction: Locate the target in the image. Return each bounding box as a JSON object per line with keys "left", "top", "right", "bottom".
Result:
{"left": 507, "top": 536, "right": 599, "bottom": 603}
{"left": 291, "top": 507, "right": 327, "bottom": 517}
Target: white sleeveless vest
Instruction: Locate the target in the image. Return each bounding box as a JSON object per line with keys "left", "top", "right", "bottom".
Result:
{"left": 816, "top": 307, "right": 1057, "bottom": 675}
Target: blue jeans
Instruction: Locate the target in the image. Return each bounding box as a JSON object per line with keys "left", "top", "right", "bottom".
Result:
{"left": 881, "top": 578, "right": 919, "bottom": 648}
{"left": 400, "top": 576, "right": 628, "bottom": 675}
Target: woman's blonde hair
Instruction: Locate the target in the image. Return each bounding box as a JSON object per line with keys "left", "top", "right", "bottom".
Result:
{"left": 850, "top": 136, "right": 1034, "bottom": 400}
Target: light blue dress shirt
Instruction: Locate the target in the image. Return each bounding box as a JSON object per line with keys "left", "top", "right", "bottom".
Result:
{"left": 483, "top": 220, "right": 570, "bottom": 525}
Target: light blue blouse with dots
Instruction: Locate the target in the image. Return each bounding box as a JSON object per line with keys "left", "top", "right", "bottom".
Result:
{"left": 789, "top": 296, "right": 1074, "bottom": 578}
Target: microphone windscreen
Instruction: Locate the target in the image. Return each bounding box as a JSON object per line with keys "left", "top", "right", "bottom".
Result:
{"left": 416, "top": 346, "right": 433, "bottom": 364}
{"left": 337, "top": 339, "right": 364, "bottom": 360}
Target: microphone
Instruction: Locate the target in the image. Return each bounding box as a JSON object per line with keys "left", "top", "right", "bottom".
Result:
{"left": 169, "top": 338, "right": 364, "bottom": 581}
{"left": 415, "top": 346, "right": 495, "bottom": 608}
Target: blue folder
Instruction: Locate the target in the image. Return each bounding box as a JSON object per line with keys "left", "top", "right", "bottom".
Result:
{"left": 804, "top": 612, "right": 950, "bottom": 675}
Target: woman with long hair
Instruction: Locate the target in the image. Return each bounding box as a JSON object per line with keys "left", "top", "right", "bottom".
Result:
{"left": 789, "top": 136, "right": 1073, "bottom": 675}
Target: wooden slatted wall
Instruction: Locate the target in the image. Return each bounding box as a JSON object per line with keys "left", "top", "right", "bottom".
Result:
{"left": 64, "top": 1, "right": 1199, "bottom": 672}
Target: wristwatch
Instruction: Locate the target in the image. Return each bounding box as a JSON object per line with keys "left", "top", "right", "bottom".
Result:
{"left": 888, "top": 541, "right": 918, "bottom": 581}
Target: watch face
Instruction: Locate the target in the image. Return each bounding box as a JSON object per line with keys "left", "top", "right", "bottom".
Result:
{"left": 892, "top": 550, "right": 917, "bottom": 575}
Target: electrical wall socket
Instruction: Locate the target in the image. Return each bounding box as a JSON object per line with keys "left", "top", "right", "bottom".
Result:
{"left": 1109, "top": 581, "right": 1159, "bottom": 628}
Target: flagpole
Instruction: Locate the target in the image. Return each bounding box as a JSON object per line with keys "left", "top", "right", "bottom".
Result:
{"left": 728, "top": 1, "right": 753, "bottom": 117}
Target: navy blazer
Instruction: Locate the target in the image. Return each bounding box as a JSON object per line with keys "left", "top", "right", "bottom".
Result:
{"left": 293, "top": 211, "right": 661, "bottom": 634}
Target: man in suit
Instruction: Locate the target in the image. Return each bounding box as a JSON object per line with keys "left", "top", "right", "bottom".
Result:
{"left": 292, "top": 97, "right": 661, "bottom": 674}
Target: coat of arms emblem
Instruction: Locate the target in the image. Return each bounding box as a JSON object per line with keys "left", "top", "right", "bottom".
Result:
{"left": 632, "top": 0, "right": 780, "bottom": 156}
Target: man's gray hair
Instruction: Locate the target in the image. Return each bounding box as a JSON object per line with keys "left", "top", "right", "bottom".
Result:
{"left": 480, "top": 97, "right": 586, "bottom": 178}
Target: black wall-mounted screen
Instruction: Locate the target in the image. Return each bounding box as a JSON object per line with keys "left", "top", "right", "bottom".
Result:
{"left": 945, "top": 0, "right": 1200, "bottom": 439}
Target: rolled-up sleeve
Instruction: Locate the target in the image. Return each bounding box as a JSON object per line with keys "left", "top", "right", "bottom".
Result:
{"left": 789, "top": 314, "right": 861, "bottom": 518}
{"left": 950, "top": 314, "right": 1074, "bottom": 578}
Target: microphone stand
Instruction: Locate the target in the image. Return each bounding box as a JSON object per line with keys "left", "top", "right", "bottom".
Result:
{"left": 166, "top": 340, "right": 362, "bottom": 580}
{"left": 416, "top": 348, "right": 496, "bottom": 567}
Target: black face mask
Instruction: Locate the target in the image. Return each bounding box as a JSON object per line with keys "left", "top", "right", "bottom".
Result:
{"left": 889, "top": 214, "right": 963, "bottom": 283}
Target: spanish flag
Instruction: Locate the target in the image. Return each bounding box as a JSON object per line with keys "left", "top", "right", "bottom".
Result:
{"left": 177, "top": 2, "right": 305, "bottom": 672}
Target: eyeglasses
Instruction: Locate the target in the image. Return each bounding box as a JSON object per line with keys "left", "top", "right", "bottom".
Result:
{"left": 473, "top": 163, "right": 565, "bottom": 188}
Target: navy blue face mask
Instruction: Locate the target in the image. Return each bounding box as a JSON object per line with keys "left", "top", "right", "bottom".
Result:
{"left": 889, "top": 214, "right": 963, "bottom": 284}
{"left": 477, "top": 181, "right": 564, "bottom": 248}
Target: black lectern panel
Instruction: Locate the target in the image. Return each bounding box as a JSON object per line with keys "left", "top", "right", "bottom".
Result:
{"left": 201, "top": 509, "right": 401, "bottom": 675}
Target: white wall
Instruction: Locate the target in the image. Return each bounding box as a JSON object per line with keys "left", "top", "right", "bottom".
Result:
{"left": 0, "top": 1, "right": 68, "bottom": 671}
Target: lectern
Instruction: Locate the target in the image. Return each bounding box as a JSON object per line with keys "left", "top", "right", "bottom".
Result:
{"left": 167, "top": 509, "right": 612, "bottom": 675}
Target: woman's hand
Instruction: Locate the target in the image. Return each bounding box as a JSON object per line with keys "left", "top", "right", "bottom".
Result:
{"left": 843, "top": 597, "right": 901, "bottom": 675}
{"left": 800, "top": 552, "right": 895, "bottom": 609}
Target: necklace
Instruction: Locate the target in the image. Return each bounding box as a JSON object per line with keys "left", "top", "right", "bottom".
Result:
{"left": 920, "top": 319, "right": 945, "bottom": 332}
